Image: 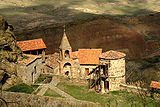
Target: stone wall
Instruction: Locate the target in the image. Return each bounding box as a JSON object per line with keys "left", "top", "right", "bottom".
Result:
{"left": 1, "top": 91, "right": 101, "bottom": 107}
{"left": 51, "top": 74, "right": 88, "bottom": 85}
{"left": 17, "top": 58, "right": 44, "bottom": 84}
{"left": 108, "top": 58, "right": 125, "bottom": 91}
{"left": 120, "top": 84, "right": 147, "bottom": 93}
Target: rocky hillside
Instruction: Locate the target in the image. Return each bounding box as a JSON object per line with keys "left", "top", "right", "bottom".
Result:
{"left": 0, "top": 15, "right": 22, "bottom": 90}
{"left": 15, "top": 13, "right": 160, "bottom": 59}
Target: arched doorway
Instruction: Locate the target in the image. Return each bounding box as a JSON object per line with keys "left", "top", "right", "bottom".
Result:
{"left": 64, "top": 50, "right": 70, "bottom": 58}
{"left": 63, "top": 62, "right": 71, "bottom": 76}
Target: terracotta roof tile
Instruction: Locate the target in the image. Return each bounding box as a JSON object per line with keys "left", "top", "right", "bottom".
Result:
{"left": 78, "top": 49, "right": 102, "bottom": 65}
{"left": 71, "top": 51, "right": 78, "bottom": 59}
{"left": 17, "top": 38, "right": 46, "bottom": 51}
{"left": 99, "top": 50, "right": 126, "bottom": 59}
{"left": 150, "top": 81, "right": 160, "bottom": 89}
{"left": 46, "top": 53, "right": 59, "bottom": 68}
{"left": 18, "top": 54, "right": 41, "bottom": 65}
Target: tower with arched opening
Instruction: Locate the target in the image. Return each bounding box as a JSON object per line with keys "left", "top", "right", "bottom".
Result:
{"left": 59, "top": 28, "right": 72, "bottom": 60}
{"left": 59, "top": 27, "right": 75, "bottom": 76}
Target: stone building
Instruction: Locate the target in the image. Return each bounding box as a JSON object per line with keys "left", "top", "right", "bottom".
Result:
{"left": 53, "top": 29, "right": 126, "bottom": 92}
{"left": 99, "top": 50, "right": 126, "bottom": 91}
{"left": 17, "top": 54, "right": 45, "bottom": 84}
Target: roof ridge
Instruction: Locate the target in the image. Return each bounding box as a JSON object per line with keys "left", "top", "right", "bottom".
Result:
{"left": 17, "top": 38, "right": 43, "bottom": 42}
{"left": 59, "top": 29, "right": 71, "bottom": 49}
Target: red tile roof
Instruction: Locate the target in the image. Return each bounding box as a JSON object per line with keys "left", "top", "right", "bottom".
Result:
{"left": 17, "top": 38, "right": 46, "bottom": 51}
{"left": 99, "top": 50, "right": 126, "bottom": 59}
{"left": 150, "top": 81, "right": 160, "bottom": 89}
{"left": 71, "top": 51, "right": 78, "bottom": 59}
{"left": 46, "top": 53, "right": 59, "bottom": 68}
{"left": 19, "top": 54, "right": 41, "bottom": 65}
{"left": 78, "top": 49, "right": 102, "bottom": 65}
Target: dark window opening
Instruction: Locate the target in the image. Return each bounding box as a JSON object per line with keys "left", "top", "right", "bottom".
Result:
{"left": 64, "top": 50, "right": 70, "bottom": 58}
{"left": 34, "top": 66, "right": 37, "bottom": 73}
{"left": 32, "top": 72, "right": 34, "bottom": 82}
{"left": 105, "top": 81, "right": 109, "bottom": 90}
{"left": 85, "top": 68, "right": 89, "bottom": 76}
{"left": 4, "top": 46, "right": 12, "bottom": 51}
{"left": 63, "top": 63, "right": 71, "bottom": 67}
{"left": 65, "top": 71, "right": 69, "bottom": 76}
{"left": 23, "top": 49, "right": 43, "bottom": 55}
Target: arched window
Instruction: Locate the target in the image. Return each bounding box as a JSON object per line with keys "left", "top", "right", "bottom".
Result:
{"left": 63, "top": 62, "right": 71, "bottom": 67}
{"left": 64, "top": 50, "right": 70, "bottom": 58}
{"left": 63, "top": 63, "right": 71, "bottom": 75}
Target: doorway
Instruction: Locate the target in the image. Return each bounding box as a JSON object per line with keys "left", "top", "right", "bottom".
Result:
{"left": 85, "top": 68, "right": 89, "bottom": 76}
{"left": 104, "top": 81, "right": 109, "bottom": 90}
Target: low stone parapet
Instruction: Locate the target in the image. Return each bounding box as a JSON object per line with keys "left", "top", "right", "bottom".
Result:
{"left": 120, "top": 84, "right": 147, "bottom": 93}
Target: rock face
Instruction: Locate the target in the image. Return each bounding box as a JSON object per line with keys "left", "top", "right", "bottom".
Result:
{"left": 0, "top": 15, "right": 22, "bottom": 90}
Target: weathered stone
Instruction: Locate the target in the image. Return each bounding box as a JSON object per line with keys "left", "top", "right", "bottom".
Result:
{"left": 2, "top": 91, "right": 101, "bottom": 107}
{"left": 53, "top": 30, "right": 126, "bottom": 92}
{"left": 0, "top": 15, "right": 22, "bottom": 90}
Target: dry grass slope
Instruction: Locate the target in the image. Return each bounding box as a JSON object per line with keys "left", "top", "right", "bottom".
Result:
{"left": 0, "top": 0, "right": 160, "bottom": 30}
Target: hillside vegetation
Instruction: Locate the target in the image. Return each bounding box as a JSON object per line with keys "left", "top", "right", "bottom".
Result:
{"left": 0, "top": 0, "right": 160, "bottom": 30}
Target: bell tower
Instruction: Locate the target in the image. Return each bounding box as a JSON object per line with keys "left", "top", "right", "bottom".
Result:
{"left": 59, "top": 26, "right": 72, "bottom": 60}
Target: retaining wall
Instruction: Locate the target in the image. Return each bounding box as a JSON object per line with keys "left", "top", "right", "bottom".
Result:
{"left": 2, "top": 91, "right": 101, "bottom": 107}
{"left": 120, "top": 84, "right": 147, "bottom": 93}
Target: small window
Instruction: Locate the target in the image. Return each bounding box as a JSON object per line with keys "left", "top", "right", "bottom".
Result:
{"left": 64, "top": 50, "right": 70, "bottom": 58}
{"left": 34, "top": 66, "right": 37, "bottom": 73}
{"left": 65, "top": 71, "right": 69, "bottom": 76}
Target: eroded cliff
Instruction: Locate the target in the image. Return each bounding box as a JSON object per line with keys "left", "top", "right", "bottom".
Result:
{"left": 0, "top": 15, "right": 22, "bottom": 90}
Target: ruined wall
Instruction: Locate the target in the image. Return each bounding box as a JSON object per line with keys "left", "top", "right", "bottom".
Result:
{"left": 108, "top": 58, "right": 125, "bottom": 91}
{"left": 2, "top": 91, "right": 101, "bottom": 107}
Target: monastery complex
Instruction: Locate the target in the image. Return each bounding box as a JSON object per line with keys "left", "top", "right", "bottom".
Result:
{"left": 17, "top": 28, "right": 126, "bottom": 93}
